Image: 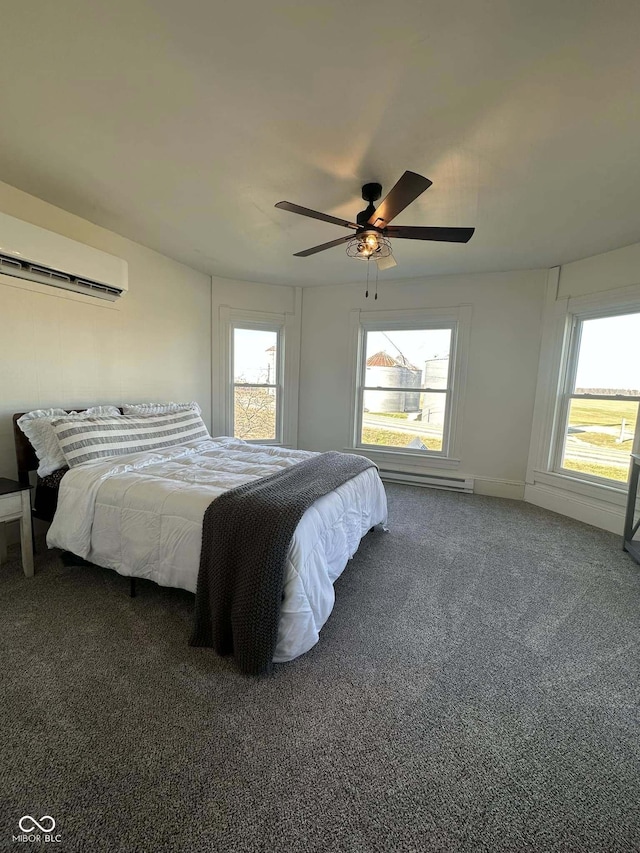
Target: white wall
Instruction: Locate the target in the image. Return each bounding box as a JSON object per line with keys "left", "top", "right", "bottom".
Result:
{"left": 558, "top": 241, "right": 640, "bottom": 298}
{"left": 0, "top": 180, "right": 212, "bottom": 482}
{"left": 298, "top": 270, "right": 547, "bottom": 497}
{"left": 5, "top": 168, "right": 632, "bottom": 535}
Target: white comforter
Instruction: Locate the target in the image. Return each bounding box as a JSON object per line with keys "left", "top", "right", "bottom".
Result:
{"left": 47, "top": 437, "right": 387, "bottom": 662}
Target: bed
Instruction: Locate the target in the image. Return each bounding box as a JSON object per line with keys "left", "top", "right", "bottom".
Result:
{"left": 13, "top": 409, "right": 388, "bottom": 666}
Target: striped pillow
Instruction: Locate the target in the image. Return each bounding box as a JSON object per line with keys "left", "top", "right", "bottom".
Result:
{"left": 17, "top": 406, "right": 122, "bottom": 476}
{"left": 122, "top": 401, "right": 202, "bottom": 416}
{"left": 51, "top": 410, "right": 210, "bottom": 468}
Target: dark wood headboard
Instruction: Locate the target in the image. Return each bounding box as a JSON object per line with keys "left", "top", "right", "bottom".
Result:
{"left": 13, "top": 414, "right": 39, "bottom": 486}
{"left": 13, "top": 409, "right": 124, "bottom": 486}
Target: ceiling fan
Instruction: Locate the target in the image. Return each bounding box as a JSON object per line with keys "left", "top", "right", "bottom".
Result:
{"left": 275, "top": 170, "right": 474, "bottom": 268}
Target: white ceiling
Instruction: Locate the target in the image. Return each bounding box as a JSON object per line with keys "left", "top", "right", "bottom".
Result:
{"left": 1, "top": 0, "right": 639, "bottom": 286}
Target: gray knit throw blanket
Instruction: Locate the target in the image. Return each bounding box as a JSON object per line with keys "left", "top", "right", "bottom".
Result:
{"left": 190, "top": 451, "right": 376, "bottom": 675}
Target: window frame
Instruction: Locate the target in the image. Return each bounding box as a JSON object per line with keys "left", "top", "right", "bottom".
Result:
{"left": 217, "top": 304, "right": 301, "bottom": 447}
{"left": 231, "top": 320, "right": 284, "bottom": 445}
{"left": 349, "top": 306, "right": 471, "bottom": 465}
{"left": 551, "top": 306, "right": 640, "bottom": 487}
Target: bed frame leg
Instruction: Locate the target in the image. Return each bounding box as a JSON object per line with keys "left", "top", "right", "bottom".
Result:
{"left": 130, "top": 577, "right": 137, "bottom": 598}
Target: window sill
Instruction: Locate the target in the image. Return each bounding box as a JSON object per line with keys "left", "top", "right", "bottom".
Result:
{"left": 530, "top": 469, "right": 627, "bottom": 507}
{"left": 344, "top": 446, "right": 461, "bottom": 470}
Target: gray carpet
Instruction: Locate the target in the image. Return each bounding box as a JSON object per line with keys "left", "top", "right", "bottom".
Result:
{"left": 1, "top": 485, "right": 639, "bottom": 852}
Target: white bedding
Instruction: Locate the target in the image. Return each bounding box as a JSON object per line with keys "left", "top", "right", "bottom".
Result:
{"left": 47, "top": 437, "right": 387, "bottom": 663}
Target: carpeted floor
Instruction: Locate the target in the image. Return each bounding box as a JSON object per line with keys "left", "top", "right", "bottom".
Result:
{"left": 1, "top": 484, "right": 639, "bottom": 852}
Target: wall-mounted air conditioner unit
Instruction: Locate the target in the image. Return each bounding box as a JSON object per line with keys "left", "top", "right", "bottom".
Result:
{"left": 0, "top": 211, "right": 128, "bottom": 302}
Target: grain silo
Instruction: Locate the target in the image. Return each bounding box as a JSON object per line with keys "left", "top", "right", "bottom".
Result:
{"left": 421, "top": 355, "right": 449, "bottom": 426}
{"left": 364, "top": 351, "right": 423, "bottom": 413}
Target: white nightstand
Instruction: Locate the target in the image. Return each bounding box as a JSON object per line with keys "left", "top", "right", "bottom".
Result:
{"left": 0, "top": 478, "right": 34, "bottom": 578}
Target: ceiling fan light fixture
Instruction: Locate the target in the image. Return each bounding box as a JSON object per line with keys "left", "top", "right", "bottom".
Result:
{"left": 346, "top": 231, "right": 392, "bottom": 261}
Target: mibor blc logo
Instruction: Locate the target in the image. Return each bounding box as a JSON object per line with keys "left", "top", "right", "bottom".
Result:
{"left": 13, "top": 815, "right": 62, "bottom": 844}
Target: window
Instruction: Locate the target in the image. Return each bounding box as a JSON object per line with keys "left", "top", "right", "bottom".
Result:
{"left": 354, "top": 313, "right": 466, "bottom": 458}
{"left": 554, "top": 311, "right": 640, "bottom": 484}
{"left": 217, "top": 304, "right": 300, "bottom": 447}
{"left": 232, "top": 325, "right": 282, "bottom": 442}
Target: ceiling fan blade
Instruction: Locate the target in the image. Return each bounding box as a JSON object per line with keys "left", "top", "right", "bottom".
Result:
{"left": 275, "top": 201, "right": 358, "bottom": 230}
{"left": 367, "top": 171, "right": 432, "bottom": 227}
{"left": 293, "top": 235, "right": 353, "bottom": 257}
{"left": 386, "top": 225, "right": 475, "bottom": 243}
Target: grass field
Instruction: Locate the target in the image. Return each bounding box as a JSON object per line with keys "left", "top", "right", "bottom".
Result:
{"left": 368, "top": 411, "right": 409, "bottom": 420}
{"left": 363, "top": 398, "right": 637, "bottom": 482}
{"left": 575, "top": 431, "right": 633, "bottom": 449}
{"left": 564, "top": 398, "right": 637, "bottom": 482}
{"left": 569, "top": 398, "right": 638, "bottom": 427}
{"left": 563, "top": 459, "right": 631, "bottom": 481}
{"left": 361, "top": 426, "right": 442, "bottom": 451}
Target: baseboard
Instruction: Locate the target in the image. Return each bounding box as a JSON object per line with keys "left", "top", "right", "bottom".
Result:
{"left": 379, "top": 469, "right": 473, "bottom": 493}
{"left": 524, "top": 483, "right": 625, "bottom": 534}
{"left": 473, "top": 478, "right": 525, "bottom": 500}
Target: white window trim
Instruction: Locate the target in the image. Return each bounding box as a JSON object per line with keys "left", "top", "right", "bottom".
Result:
{"left": 347, "top": 305, "right": 471, "bottom": 468}
{"left": 217, "top": 301, "right": 301, "bottom": 446}
{"left": 527, "top": 271, "right": 640, "bottom": 499}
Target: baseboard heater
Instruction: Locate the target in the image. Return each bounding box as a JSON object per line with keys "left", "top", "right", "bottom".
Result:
{"left": 379, "top": 468, "right": 474, "bottom": 493}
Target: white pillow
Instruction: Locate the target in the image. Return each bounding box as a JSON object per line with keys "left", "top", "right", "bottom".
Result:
{"left": 17, "top": 406, "right": 122, "bottom": 476}
{"left": 123, "top": 401, "right": 201, "bottom": 416}
{"left": 52, "top": 409, "right": 210, "bottom": 468}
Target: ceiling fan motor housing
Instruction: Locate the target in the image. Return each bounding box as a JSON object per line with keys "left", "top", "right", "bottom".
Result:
{"left": 357, "top": 182, "right": 383, "bottom": 227}
{"left": 361, "top": 182, "right": 382, "bottom": 203}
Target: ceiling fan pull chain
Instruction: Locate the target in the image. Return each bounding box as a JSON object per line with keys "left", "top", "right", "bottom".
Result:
{"left": 365, "top": 259, "right": 370, "bottom": 298}
{"left": 374, "top": 262, "right": 379, "bottom": 300}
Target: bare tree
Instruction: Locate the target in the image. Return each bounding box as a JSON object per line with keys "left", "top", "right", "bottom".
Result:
{"left": 234, "top": 374, "right": 276, "bottom": 440}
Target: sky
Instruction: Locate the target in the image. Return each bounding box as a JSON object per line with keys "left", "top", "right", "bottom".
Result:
{"left": 233, "top": 313, "right": 640, "bottom": 391}
{"left": 234, "top": 328, "right": 278, "bottom": 383}
{"left": 366, "top": 329, "right": 451, "bottom": 369}
{"left": 575, "top": 313, "right": 640, "bottom": 391}
{"left": 234, "top": 326, "right": 453, "bottom": 385}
